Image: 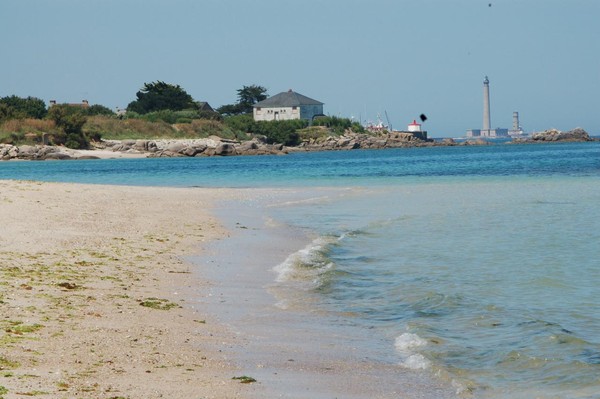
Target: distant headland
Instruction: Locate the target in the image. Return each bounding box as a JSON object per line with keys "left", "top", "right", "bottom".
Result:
{"left": 1, "top": 82, "right": 596, "bottom": 161}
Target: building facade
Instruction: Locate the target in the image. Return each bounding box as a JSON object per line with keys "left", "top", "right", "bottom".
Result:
{"left": 253, "top": 90, "right": 323, "bottom": 122}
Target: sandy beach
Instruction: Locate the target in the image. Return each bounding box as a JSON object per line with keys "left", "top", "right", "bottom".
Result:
{"left": 0, "top": 180, "right": 251, "bottom": 398}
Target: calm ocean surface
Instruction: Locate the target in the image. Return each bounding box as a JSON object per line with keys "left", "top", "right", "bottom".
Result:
{"left": 2, "top": 142, "right": 599, "bottom": 398}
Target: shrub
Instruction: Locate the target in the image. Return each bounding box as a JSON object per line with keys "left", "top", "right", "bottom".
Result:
{"left": 0, "top": 95, "right": 47, "bottom": 119}
{"left": 0, "top": 118, "right": 58, "bottom": 145}
{"left": 47, "top": 105, "right": 90, "bottom": 149}
{"left": 313, "top": 115, "right": 364, "bottom": 134}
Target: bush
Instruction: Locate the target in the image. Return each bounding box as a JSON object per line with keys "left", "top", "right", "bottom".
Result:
{"left": 0, "top": 95, "right": 47, "bottom": 120}
{"left": 223, "top": 114, "right": 256, "bottom": 134}
{"left": 174, "top": 119, "right": 246, "bottom": 140}
{"left": 0, "top": 118, "right": 58, "bottom": 145}
{"left": 223, "top": 115, "right": 307, "bottom": 145}
{"left": 47, "top": 105, "right": 90, "bottom": 149}
{"left": 256, "top": 120, "right": 306, "bottom": 145}
{"left": 85, "top": 104, "right": 115, "bottom": 116}
{"left": 313, "top": 115, "right": 364, "bottom": 134}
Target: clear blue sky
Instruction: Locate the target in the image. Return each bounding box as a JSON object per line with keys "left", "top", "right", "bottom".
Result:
{"left": 1, "top": 0, "right": 598, "bottom": 137}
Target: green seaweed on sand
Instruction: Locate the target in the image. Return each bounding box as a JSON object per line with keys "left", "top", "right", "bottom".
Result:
{"left": 233, "top": 376, "right": 257, "bottom": 384}
{"left": 139, "top": 298, "right": 180, "bottom": 310}
{"left": 0, "top": 356, "right": 19, "bottom": 369}
{"left": 4, "top": 322, "right": 44, "bottom": 335}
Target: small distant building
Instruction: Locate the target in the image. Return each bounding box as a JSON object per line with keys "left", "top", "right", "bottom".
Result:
{"left": 394, "top": 119, "right": 428, "bottom": 140}
{"left": 407, "top": 120, "right": 422, "bottom": 132}
{"left": 49, "top": 99, "right": 90, "bottom": 108}
{"left": 196, "top": 101, "right": 214, "bottom": 112}
{"left": 253, "top": 89, "right": 323, "bottom": 122}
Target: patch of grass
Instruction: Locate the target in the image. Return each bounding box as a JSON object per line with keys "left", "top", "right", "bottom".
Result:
{"left": 0, "top": 356, "right": 19, "bottom": 370}
{"left": 138, "top": 298, "right": 180, "bottom": 310}
{"left": 15, "top": 390, "right": 48, "bottom": 396}
{"left": 0, "top": 385, "right": 8, "bottom": 397}
{"left": 4, "top": 322, "right": 44, "bottom": 335}
{"left": 232, "top": 375, "right": 257, "bottom": 384}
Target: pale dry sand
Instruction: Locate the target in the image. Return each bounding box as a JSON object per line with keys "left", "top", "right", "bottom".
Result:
{"left": 0, "top": 180, "right": 253, "bottom": 398}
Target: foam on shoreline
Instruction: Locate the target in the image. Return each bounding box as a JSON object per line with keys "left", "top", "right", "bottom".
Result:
{"left": 194, "top": 188, "right": 458, "bottom": 399}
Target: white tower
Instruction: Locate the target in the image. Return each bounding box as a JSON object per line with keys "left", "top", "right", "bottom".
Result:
{"left": 483, "top": 76, "right": 491, "bottom": 131}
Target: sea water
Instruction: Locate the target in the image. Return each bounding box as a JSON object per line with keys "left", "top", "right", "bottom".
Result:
{"left": 2, "top": 142, "right": 599, "bottom": 397}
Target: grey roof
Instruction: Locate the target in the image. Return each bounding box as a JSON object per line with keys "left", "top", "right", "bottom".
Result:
{"left": 253, "top": 90, "right": 323, "bottom": 108}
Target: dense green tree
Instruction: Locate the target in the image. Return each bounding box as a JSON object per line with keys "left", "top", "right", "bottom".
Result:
{"left": 47, "top": 105, "right": 89, "bottom": 149}
{"left": 127, "top": 81, "right": 195, "bottom": 114}
{"left": 0, "top": 103, "right": 17, "bottom": 122}
{"left": 217, "top": 84, "right": 268, "bottom": 115}
{"left": 0, "top": 95, "right": 47, "bottom": 119}
{"left": 237, "top": 84, "right": 268, "bottom": 112}
{"left": 85, "top": 104, "right": 115, "bottom": 116}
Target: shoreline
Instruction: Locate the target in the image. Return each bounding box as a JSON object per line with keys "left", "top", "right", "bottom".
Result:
{"left": 1, "top": 180, "right": 458, "bottom": 398}
{"left": 0, "top": 180, "right": 252, "bottom": 398}
{"left": 1, "top": 127, "right": 595, "bottom": 161}
{"left": 196, "top": 188, "right": 458, "bottom": 399}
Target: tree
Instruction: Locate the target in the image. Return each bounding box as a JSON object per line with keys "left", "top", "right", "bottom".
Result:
{"left": 237, "top": 84, "right": 268, "bottom": 113}
{"left": 0, "top": 95, "right": 47, "bottom": 119}
{"left": 86, "top": 104, "right": 115, "bottom": 116}
{"left": 47, "top": 105, "right": 89, "bottom": 149}
{"left": 127, "top": 81, "right": 195, "bottom": 114}
{"left": 217, "top": 84, "right": 268, "bottom": 115}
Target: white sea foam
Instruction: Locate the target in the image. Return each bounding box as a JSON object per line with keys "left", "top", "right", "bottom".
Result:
{"left": 395, "top": 333, "right": 431, "bottom": 370}
{"left": 272, "top": 236, "right": 336, "bottom": 284}
{"left": 394, "top": 333, "right": 428, "bottom": 351}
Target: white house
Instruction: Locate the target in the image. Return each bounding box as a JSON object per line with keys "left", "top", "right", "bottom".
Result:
{"left": 253, "top": 90, "right": 323, "bottom": 122}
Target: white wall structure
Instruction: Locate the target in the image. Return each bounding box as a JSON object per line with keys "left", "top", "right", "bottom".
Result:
{"left": 407, "top": 120, "right": 422, "bottom": 132}
{"left": 253, "top": 90, "right": 324, "bottom": 123}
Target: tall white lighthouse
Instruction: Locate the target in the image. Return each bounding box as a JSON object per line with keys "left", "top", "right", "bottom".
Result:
{"left": 483, "top": 76, "right": 491, "bottom": 131}
{"left": 466, "top": 76, "right": 509, "bottom": 138}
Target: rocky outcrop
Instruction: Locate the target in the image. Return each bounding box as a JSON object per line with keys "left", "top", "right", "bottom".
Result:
{"left": 292, "top": 131, "right": 431, "bottom": 152}
{"left": 516, "top": 128, "right": 593, "bottom": 143}
{"left": 98, "top": 137, "right": 288, "bottom": 158}
{"left": 1, "top": 144, "right": 70, "bottom": 160}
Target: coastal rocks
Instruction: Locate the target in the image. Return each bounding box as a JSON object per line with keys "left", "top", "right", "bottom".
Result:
{"left": 0, "top": 144, "right": 69, "bottom": 160}
{"left": 518, "top": 128, "right": 593, "bottom": 143}
{"left": 294, "top": 131, "right": 430, "bottom": 152}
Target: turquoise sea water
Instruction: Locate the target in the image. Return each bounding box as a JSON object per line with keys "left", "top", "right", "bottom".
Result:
{"left": 2, "top": 142, "right": 599, "bottom": 397}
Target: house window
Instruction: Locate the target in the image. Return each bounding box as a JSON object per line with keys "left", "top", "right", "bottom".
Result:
{"left": 292, "top": 106, "right": 297, "bottom": 110}
{"left": 256, "top": 107, "right": 261, "bottom": 111}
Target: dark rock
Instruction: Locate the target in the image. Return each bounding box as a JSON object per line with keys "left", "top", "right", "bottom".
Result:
{"left": 44, "top": 152, "right": 73, "bottom": 160}
{"left": 530, "top": 128, "right": 591, "bottom": 142}
{"left": 214, "top": 143, "right": 237, "bottom": 156}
